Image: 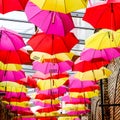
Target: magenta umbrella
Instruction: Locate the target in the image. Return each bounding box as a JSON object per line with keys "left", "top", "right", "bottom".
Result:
{"left": 0, "top": 70, "right": 26, "bottom": 82}
{"left": 25, "top": 1, "right": 74, "bottom": 36}
{"left": 80, "top": 48, "right": 120, "bottom": 61}
{"left": 0, "top": 27, "right": 25, "bottom": 50}
{"left": 32, "top": 61, "right": 73, "bottom": 74}
{"left": 62, "top": 95, "right": 91, "bottom": 104}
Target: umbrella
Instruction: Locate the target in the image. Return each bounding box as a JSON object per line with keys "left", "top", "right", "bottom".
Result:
{"left": 0, "top": 27, "right": 25, "bottom": 50}
{"left": 62, "top": 95, "right": 91, "bottom": 104}
{"left": 32, "top": 61, "right": 73, "bottom": 74}
{"left": 35, "top": 111, "right": 59, "bottom": 116}
{"left": 27, "top": 32, "right": 79, "bottom": 54}
{"left": 37, "top": 77, "right": 68, "bottom": 90}
{"left": 0, "top": 61, "right": 22, "bottom": 71}
{"left": 85, "top": 29, "right": 120, "bottom": 50}
{"left": 83, "top": 0, "right": 120, "bottom": 30}
{"left": 30, "top": 0, "right": 88, "bottom": 13}
{"left": 25, "top": 1, "right": 74, "bottom": 36}
{"left": 0, "top": 70, "right": 26, "bottom": 82}
{"left": 14, "top": 118, "right": 36, "bottom": 120}
{"left": 73, "top": 57, "right": 109, "bottom": 72}
{"left": 30, "top": 52, "right": 74, "bottom": 62}
{"left": 58, "top": 117, "right": 79, "bottom": 120}
{"left": 0, "top": 0, "right": 28, "bottom": 14}
{"left": 37, "top": 117, "right": 57, "bottom": 120}
{"left": 80, "top": 48, "right": 120, "bottom": 61}
{"left": 74, "top": 67, "right": 112, "bottom": 81}
{"left": 0, "top": 49, "right": 31, "bottom": 64}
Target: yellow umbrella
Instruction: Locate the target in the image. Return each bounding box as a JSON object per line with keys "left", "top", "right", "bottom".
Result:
{"left": 37, "top": 77, "right": 68, "bottom": 90}
{"left": 74, "top": 67, "right": 112, "bottom": 81}
{"left": 69, "top": 90, "right": 99, "bottom": 98}
{"left": 30, "top": 52, "right": 74, "bottom": 62}
{"left": 35, "top": 111, "right": 60, "bottom": 116}
{"left": 58, "top": 117, "right": 79, "bottom": 120}
{"left": 85, "top": 29, "right": 120, "bottom": 49}
{"left": 0, "top": 81, "right": 27, "bottom": 93}
{"left": 0, "top": 61, "right": 22, "bottom": 71}
{"left": 30, "top": 0, "right": 88, "bottom": 13}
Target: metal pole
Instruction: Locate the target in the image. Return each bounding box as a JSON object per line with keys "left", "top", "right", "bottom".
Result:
{"left": 100, "top": 79, "right": 104, "bottom": 120}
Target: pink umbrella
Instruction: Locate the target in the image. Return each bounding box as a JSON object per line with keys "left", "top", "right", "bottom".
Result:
{"left": 25, "top": 1, "right": 74, "bottom": 36}
{"left": 32, "top": 61, "right": 73, "bottom": 74}
{"left": 0, "top": 70, "right": 26, "bottom": 82}
{"left": 0, "top": 27, "right": 25, "bottom": 50}
{"left": 13, "top": 118, "right": 36, "bottom": 120}
{"left": 62, "top": 95, "right": 91, "bottom": 104}
{"left": 80, "top": 48, "right": 120, "bottom": 61}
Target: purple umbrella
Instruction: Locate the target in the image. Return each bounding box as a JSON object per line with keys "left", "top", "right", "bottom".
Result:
{"left": 0, "top": 27, "right": 25, "bottom": 50}
{"left": 25, "top": 1, "right": 74, "bottom": 36}
{"left": 80, "top": 48, "right": 120, "bottom": 61}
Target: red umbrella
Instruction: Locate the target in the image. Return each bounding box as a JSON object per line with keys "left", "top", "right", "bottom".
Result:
{"left": 0, "top": 49, "right": 31, "bottom": 64}
{"left": 73, "top": 57, "right": 109, "bottom": 72}
{"left": 27, "top": 32, "right": 79, "bottom": 54}
{"left": 25, "top": 1, "right": 74, "bottom": 36}
{"left": 83, "top": 0, "right": 120, "bottom": 30}
{"left": 0, "top": 0, "right": 28, "bottom": 14}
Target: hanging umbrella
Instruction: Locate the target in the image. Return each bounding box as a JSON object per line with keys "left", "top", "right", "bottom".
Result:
{"left": 37, "top": 77, "right": 68, "bottom": 90}
{"left": 0, "top": 61, "right": 22, "bottom": 71}
{"left": 30, "top": 52, "right": 74, "bottom": 62}
{"left": 30, "top": 0, "right": 88, "bottom": 13}
{"left": 0, "top": 70, "right": 26, "bottom": 82}
{"left": 83, "top": 0, "right": 120, "bottom": 30}
{"left": 74, "top": 67, "right": 112, "bottom": 81}
{"left": 25, "top": 1, "right": 74, "bottom": 36}
{"left": 80, "top": 47, "right": 120, "bottom": 61}
{"left": 85, "top": 29, "right": 120, "bottom": 50}
{"left": 0, "top": 49, "right": 31, "bottom": 64}
{"left": 58, "top": 117, "right": 79, "bottom": 120}
{"left": 0, "top": 0, "right": 28, "bottom": 14}
{"left": 68, "top": 75, "right": 99, "bottom": 92}
{"left": 62, "top": 95, "right": 91, "bottom": 104}
{"left": 73, "top": 57, "right": 109, "bottom": 72}
{"left": 27, "top": 32, "right": 79, "bottom": 54}
{"left": 32, "top": 61, "right": 73, "bottom": 74}
{"left": 13, "top": 118, "right": 36, "bottom": 120}
{"left": 37, "top": 117, "right": 57, "bottom": 120}
{"left": 0, "top": 27, "right": 25, "bottom": 50}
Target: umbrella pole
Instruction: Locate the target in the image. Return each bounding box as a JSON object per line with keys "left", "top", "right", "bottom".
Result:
{"left": 100, "top": 79, "right": 104, "bottom": 120}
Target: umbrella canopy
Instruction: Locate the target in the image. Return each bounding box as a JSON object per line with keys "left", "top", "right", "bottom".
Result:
{"left": 30, "top": 52, "right": 74, "bottom": 62}
{"left": 58, "top": 117, "right": 79, "bottom": 120}
{"left": 0, "top": 0, "right": 28, "bottom": 14}
{"left": 83, "top": 0, "right": 120, "bottom": 30}
{"left": 0, "top": 70, "right": 26, "bottom": 82}
{"left": 25, "top": 1, "right": 74, "bottom": 36}
{"left": 0, "top": 49, "right": 31, "bottom": 64}
{"left": 80, "top": 48, "right": 120, "bottom": 61}
{"left": 73, "top": 57, "right": 109, "bottom": 72}
{"left": 32, "top": 61, "right": 73, "bottom": 74}
{"left": 85, "top": 29, "right": 120, "bottom": 50}
{"left": 27, "top": 32, "right": 79, "bottom": 54}
{"left": 30, "top": 0, "right": 88, "bottom": 13}
{"left": 0, "top": 27, "right": 25, "bottom": 50}
{"left": 74, "top": 67, "right": 112, "bottom": 81}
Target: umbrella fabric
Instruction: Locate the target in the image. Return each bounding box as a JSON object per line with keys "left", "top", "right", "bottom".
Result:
{"left": 33, "top": 61, "right": 73, "bottom": 74}
{"left": 37, "top": 77, "right": 68, "bottom": 90}
{"left": 74, "top": 67, "right": 112, "bottom": 81}
{"left": 80, "top": 48, "right": 120, "bottom": 61}
{"left": 85, "top": 29, "right": 120, "bottom": 50}
{"left": 73, "top": 57, "right": 109, "bottom": 72}
{"left": 68, "top": 76, "right": 99, "bottom": 92}
{"left": 58, "top": 117, "right": 79, "bottom": 120}
{"left": 0, "top": 61, "right": 22, "bottom": 71}
{"left": 0, "top": 70, "right": 26, "bottom": 82}
{"left": 37, "top": 117, "right": 57, "bottom": 120}
{"left": 25, "top": 1, "right": 74, "bottom": 36}
{"left": 0, "top": 81, "right": 27, "bottom": 93}
{"left": 0, "top": 49, "right": 31, "bottom": 64}
{"left": 62, "top": 96, "right": 91, "bottom": 104}
{"left": 0, "top": 27, "right": 25, "bottom": 50}
{"left": 83, "top": 0, "right": 120, "bottom": 30}
{"left": 30, "top": 52, "right": 74, "bottom": 62}
{"left": 66, "top": 109, "right": 90, "bottom": 115}
{"left": 27, "top": 32, "right": 79, "bottom": 54}
{"left": 30, "top": 0, "right": 88, "bottom": 13}
{"left": 0, "top": 0, "right": 28, "bottom": 14}
{"left": 14, "top": 118, "right": 36, "bottom": 120}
